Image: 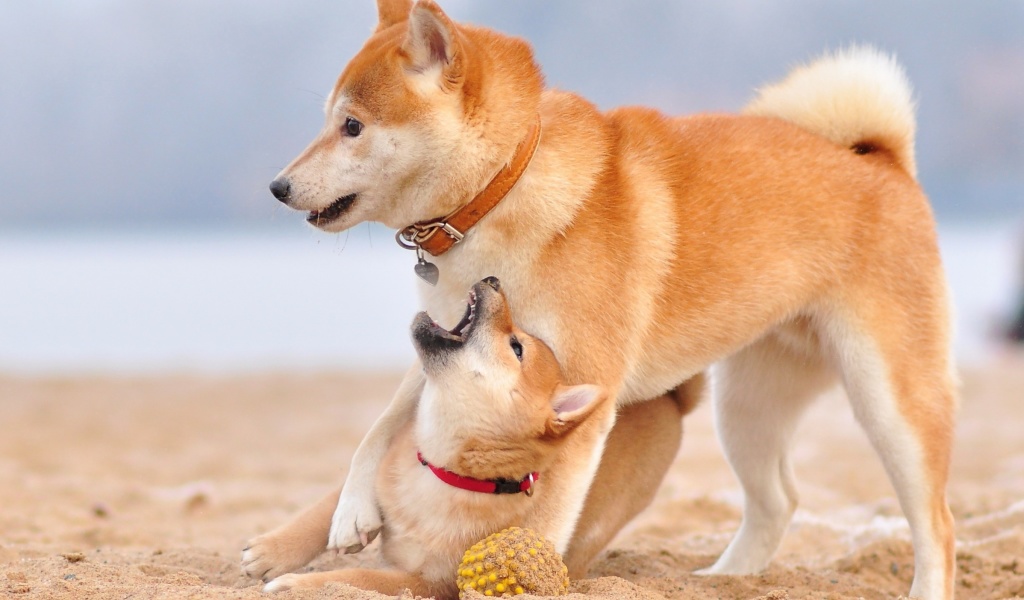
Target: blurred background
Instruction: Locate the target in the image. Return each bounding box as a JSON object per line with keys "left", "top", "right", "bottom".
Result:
{"left": 1, "top": 0, "right": 1022, "bottom": 374}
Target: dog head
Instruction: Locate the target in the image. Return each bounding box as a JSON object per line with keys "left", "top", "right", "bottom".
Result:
{"left": 269, "top": 0, "right": 543, "bottom": 233}
{"left": 411, "top": 276, "right": 608, "bottom": 481}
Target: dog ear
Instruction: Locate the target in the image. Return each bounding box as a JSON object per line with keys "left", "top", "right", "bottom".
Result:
{"left": 400, "top": 0, "right": 464, "bottom": 89}
{"left": 375, "top": 0, "right": 412, "bottom": 32}
{"left": 546, "top": 384, "right": 606, "bottom": 437}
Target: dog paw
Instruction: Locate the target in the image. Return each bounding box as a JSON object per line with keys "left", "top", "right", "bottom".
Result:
{"left": 241, "top": 533, "right": 316, "bottom": 582}
{"left": 327, "top": 492, "right": 382, "bottom": 554}
{"left": 263, "top": 573, "right": 304, "bottom": 593}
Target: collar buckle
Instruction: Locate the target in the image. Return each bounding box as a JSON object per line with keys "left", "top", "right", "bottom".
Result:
{"left": 438, "top": 222, "right": 465, "bottom": 243}
{"left": 396, "top": 220, "right": 464, "bottom": 251}
{"left": 492, "top": 478, "right": 524, "bottom": 495}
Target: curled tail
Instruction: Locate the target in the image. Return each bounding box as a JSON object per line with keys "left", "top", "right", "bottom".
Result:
{"left": 744, "top": 46, "right": 918, "bottom": 178}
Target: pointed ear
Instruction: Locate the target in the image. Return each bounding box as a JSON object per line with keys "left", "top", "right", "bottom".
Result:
{"left": 401, "top": 0, "right": 463, "bottom": 87}
{"left": 375, "top": 0, "right": 412, "bottom": 33}
{"left": 547, "top": 384, "right": 606, "bottom": 436}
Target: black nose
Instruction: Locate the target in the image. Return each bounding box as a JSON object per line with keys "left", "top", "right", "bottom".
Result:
{"left": 482, "top": 276, "right": 500, "bottom": 291}
{"left": 269, "top": 178, "right": 291, "bottom": 202}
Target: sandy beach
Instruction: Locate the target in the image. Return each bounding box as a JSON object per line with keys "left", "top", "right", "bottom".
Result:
{"left": 2, "top": 358, "right": 1022, "bottom": 599}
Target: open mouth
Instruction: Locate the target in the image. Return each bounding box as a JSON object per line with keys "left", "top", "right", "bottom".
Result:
{"left": 412, "top": 289, "right": 479, "bottom": 354}
{"left": 432, "top": 289, "right": 478, "bottom": 342}
{"left": 306, "top": 193, "right": 357, "bottom": 225}
{"left": 447, "top": 289, "right": 478, "bottom": 341}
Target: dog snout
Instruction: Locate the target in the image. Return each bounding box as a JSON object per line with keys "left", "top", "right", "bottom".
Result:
{"left": 482, "top": 276, "right": 501, "bottom": 291}
{"left": 269, "top": 178, "right": 291, "bottom": 203}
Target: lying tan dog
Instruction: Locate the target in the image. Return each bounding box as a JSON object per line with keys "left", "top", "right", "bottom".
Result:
{"left": 249, "top": 1, "right": 957, "bottom": 598}
{"left": 248, "top": 277, "right": 617, "bottom": 596}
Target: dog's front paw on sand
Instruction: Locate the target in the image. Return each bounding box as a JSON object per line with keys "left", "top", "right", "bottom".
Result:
{"left": 241, "top": 533, "right": 318, "bottom": 583}
{"left": 263, "top": 573, "right": 306, "bottom": 593}
{"left": 328, "top": 493, "right": 382, "bottom": 554}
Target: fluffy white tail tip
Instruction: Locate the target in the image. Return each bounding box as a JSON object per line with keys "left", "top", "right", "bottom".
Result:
{"left": 744, "top": 46, "right": 918, "bottom": 177}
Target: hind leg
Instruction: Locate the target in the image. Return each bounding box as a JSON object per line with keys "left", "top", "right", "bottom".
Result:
{"left": 700, "top": 330, "right": 836, "bottom": 574}
{"left": 564, "top": 373, "right": 705, "bottom": 577}
{"left": 825, "top": 312, "right": 956, "bottom": 600}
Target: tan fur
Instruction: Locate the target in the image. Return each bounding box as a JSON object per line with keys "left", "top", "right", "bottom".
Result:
{"left": 250, "top": 282, "right": 617, "bottom": 598}
{"left": 252, "top": 4, "right": 957, "bottom": 598}
{"left": 241, "top": 385, "right": 697, "bottom": 586}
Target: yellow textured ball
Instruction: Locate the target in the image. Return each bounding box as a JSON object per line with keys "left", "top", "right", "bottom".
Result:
{"left": 456, "top": 527, "right": 569, "bottom": 598}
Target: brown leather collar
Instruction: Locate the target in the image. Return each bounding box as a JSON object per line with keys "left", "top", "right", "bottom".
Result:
{"left": 397, "top": 117, "right": 542, "bottom": 257}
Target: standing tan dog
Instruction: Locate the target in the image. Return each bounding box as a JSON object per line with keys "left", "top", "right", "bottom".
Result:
{"left": 254, "top": 278, "right": 617, "bottom": 597}
{"left": 248, "top": 1, "right": 957, "bottom": 597}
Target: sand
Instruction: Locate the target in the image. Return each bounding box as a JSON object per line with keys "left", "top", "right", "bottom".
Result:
{"left": 1, "top": 358, "right": 1023, "bottom": 599}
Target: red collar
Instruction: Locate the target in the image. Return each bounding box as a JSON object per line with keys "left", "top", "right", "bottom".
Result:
{"left": 417, "top": 451, "right": 539, "bottom": 496}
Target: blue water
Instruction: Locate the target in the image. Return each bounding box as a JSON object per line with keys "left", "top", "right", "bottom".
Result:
{"left": 0, "top": 229, "right": 420, "bottom": 373}
{"left": 0, "top": 224, "right": 1019, "bottom": 374}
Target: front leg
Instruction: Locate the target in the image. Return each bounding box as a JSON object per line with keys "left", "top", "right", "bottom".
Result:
{"left": 265, "top": 568, "right": 448, "bottom": 599}
{"left": 329, "top": 361, "right": 425, "bottom": 553}
{"left": 242, "top": 486, "right": 340, "bottom": 581}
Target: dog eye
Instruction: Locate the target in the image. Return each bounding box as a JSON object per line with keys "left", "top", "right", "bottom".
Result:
{"left": 510, "top": 336, "right": 523, "bottom": 362}
{"left": 343, "top": 117, "right": 363, "bottom": 137}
